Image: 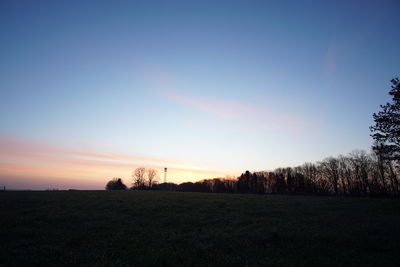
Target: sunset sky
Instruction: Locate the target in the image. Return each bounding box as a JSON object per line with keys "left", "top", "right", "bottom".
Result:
{"left": 1, "top": 0, "right": 399, "bottom": 189}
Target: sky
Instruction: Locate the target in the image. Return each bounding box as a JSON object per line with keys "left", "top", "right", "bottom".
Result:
{"left": 0, "top": 0, "right": 399, "bottom": 189}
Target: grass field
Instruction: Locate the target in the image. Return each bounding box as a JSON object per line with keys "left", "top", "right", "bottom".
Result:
{"left": 1, "top": 191, "right": 399, "bottom": 266}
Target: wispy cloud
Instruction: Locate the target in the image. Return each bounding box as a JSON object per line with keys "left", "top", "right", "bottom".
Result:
{"left": 142, "top": 68, "right": 312, "bottom": 135}
{"left": 0, "top": 138, "right": 233, "bottom": 189}
{"left": 0, "top": 138, "right": 200, "bottom": 170}
{"left": 166, "top": 92, "right": 246, "bottom": 119}
{"left": 164, "top": 91, "right": 310, "bottom": 134}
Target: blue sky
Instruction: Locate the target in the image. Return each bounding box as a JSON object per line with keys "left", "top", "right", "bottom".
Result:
{"left": 0, "top": 0, "right": 399, "bottom": 188}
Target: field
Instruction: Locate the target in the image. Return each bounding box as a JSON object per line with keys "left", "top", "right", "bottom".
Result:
{"left": 1, "top": 191, "right": 399, "bottom": 266}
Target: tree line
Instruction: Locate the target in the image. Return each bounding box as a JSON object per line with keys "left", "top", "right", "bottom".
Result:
{"left": 106, "top": 149, "right": 398, "bottom": 197}
{"left": 106, "top": 77, "right": 400, "bottom": 197}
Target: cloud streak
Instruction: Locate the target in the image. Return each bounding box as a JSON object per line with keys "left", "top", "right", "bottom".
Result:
{"left": 0, "top": 138, "right": 232, "bottom": 189}
{"left": 0, "top": 138, "right": 200, "bottom": 170}
{"left": 165, "top": 91, "right": 310, "bottom": 134}
{"left": 143, "top": 69, "right": 312, "bottom": 134}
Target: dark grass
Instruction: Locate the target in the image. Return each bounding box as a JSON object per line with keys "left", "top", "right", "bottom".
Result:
{"left": 1, "top": 191, "right": 399, "bottom": 266}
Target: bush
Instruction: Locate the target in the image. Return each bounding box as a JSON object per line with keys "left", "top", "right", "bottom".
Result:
{"left": 105, "top": 178, "right": 127, "bottom": 190}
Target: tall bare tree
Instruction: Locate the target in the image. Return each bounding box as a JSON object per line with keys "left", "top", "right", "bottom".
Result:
{"left": 321, "top": 157, "right": 340, "bottom": 195}
{"left": 338, "top": 155, "right": 352, "bottom": 194}
{"left": 147, "top": 168, "right": 159, "bottom": 188}
{"left": 349, "top": 150, "right": 371, "bottom": 195}
{"left": 132, "top": 167, "right": 146, "bottom": 189}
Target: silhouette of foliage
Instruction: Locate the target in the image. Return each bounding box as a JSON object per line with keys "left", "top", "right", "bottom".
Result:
{"left": 371, "top": 78, "right": 400, "bottom": 161}
{"left": 111, "top": 147, "right": 399, "bottom": 196}
{"left": 105, "top": 178, "right": 127, "bottom": 190}
{"left": 129, "top": 148, "right": 396, "bottom": 197}
{"left": 370, "top": 77, "right": 400, "bottom": 195}
{"left": 153, "top": 182, "right": 178, "bottom": 191}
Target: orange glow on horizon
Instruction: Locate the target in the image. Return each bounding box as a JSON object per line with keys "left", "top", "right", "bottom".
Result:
{"left": 0, "top": 138, "right": 238, "bottom": 189}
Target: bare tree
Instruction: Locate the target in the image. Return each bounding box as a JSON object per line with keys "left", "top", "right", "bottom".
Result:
{"left": 147, "top": 168, "right": 159, "bottom": 188}
{"left": 349, "top": 150, "right": 371, "bottom": 195}
{"left": 338, "top": 155, "right": 351, "bottom": 194}
{"left": 301, "top": 162, "right": 318, "bottom": 193}
{"left": 132, "top": 167, "right": 146, "bottom": 189}
{"left": 320, "top": 157, "right": 340, "bottom": 195}
{"left": 373, "top": 141, "right": 387, "bottom": 193}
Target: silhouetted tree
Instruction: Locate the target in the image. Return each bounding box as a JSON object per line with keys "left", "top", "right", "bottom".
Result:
{"left": 105, "top": 178, "right": 127, "bottom": 190}
{"left": 294, "top": 172, "right": 305, "bottom": 193}
{"left": 372, "top": 141, "right": 399, "bottom": 195}
{"left": 147, "top": 168, "right": 159, "bottom": 188}
{"left": 373, "top": 142, "right": 388, "bottom": 194}
{"left": 222, "top": 176, "right": 236, "bottom": 193}
{"left": 275, "top": 170, "right": 286, "bottom": 194}
{"left": 301, "top": 163, "right": 318, "bottom": 193}
{"left": 320, "top": 157, "right": 339, "bottom": 195}
{"left": 213, "top": 179, "right": 226, "bottom": 193}
{"left": 370, "top": 77, "right": 400, "bottom": 161}
{"left": 285, "top": 167, "right": 294, "bottom": 193}
{"left": 237, "top": 171, "right": 251, "bottom": 193}
{"left": 349, "top": 150, "right": 371, "bottom": 195}
{"left": 253, "top": 172, "right": 267, "bottom": 194}
{"left": 132, "top": 167, "right": 146, "bottom": 189}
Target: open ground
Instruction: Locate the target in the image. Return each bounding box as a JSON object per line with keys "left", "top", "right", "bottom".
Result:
{"left": 1, "top": 191, "right": 399, "bottom": 266}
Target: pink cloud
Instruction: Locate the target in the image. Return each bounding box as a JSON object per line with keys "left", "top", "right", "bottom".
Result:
{"left": 0, "top": 138, "right": 197, "bottom": 170}
{"left": 164, "top": 91, "right": 309, "bottom": 134}
{"left": 140, "top": 68, "right": 313, "bottom": 134}
{"left": 0, "top": 138, "right": 232, "bottom": 188}
{"left": 166, "top": 92, "right": 246, "bottom": 119}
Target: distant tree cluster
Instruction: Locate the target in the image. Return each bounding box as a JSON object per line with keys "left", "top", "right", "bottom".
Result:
{"left": 105, "top": 149, "right": 399, "bottom": 196}
{"left": 235, "top": 150, "right": 398, "bottom": 196}
{"left": 105, "top": 150, "right": 400, "bottom": 196}
{"left": 132, "top": 149, "right": 398, "bottom": 197}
